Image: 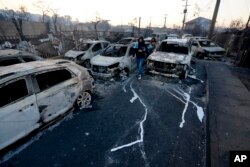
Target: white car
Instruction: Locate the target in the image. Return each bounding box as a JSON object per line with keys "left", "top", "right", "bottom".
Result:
{"left": 90, "top": 43, "right": 136, "bottom": 79}
{"left": 147, "top": 39, "right": 192, "bottom": 79}
{"left": 191, "top": 39, "right": 226, "bottom": 59}
{"left": 0, "top": 60, "right": 94, "bottom": 150}
{"left": 64, "top": 40, "right": 110, "bottom": 68}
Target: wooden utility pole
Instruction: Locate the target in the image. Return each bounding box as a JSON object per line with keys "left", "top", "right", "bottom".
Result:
{"left": 181, "top": 0, "right": 189, "bottom": 31}
{"left": 208, "top": 0, "right": 221, "bottom": 39}
{"left": 164, "top": 14, "right": 167, "bottom": 28}
{"left": 138, "top": 17, "right": 141, "bottom": 36}
{"left": 246, "top": 14, "right": 250, "bottom": 29}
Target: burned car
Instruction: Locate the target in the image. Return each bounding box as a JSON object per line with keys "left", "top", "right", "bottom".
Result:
{"left": 64, "top": 40, "right": 110, "bottom": 68}
{"left": 0, "top": 60, "right": 94, "bottom": 150}
{"left": 0, "top": 49, "right": 43, "bottom": 67}
{"left": 147, "top": 39, "right": 192, "bottom": 79}
{"left": 191, "top": 39, "right": 226, "bottom": 59}
{"left": 90, "top": 43, "right": 136, "bottom": 79}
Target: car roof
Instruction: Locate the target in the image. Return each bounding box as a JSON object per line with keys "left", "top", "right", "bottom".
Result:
{"left": 162, "top": 38, "right": 189, "bottom": 45}
{"left": 80, "top": 40, "right": 108, "bottom": 44}
{"left": 0, "top": 59, "right": 72, "bottom": 83}
{"left": 0, "top": 49, "right": 34, "bottom": 57}
{"left": 108, "top": 43, "right": 132, "bottom": 47}
{"left": 196, "top": 39, "right": 211, "bottom": 42}
{"left": 120, "top": 37, "right": 135, "bottom": 40}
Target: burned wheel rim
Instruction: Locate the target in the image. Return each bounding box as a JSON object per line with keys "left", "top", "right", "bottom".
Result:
{"left": 120, "top": 69, "right": 129, "bottom": 80}
{"left": 77, "top": 91, "right": 92, "bottom": 108}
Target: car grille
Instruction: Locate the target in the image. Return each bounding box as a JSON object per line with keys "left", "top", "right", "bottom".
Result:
{"left": 153, "top": 61, "right": 177, "bottom": 73}
{"left": 92, "top": 65, "right": 108, "bottom": 73}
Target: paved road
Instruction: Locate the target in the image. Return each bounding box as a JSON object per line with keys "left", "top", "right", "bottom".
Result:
{"left": 1, "top": 61, "right": 207, "bottom": 167}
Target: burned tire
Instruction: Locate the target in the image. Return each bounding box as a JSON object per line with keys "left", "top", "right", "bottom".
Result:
{"left": 197, "top": 53, "right": 204, "bottom": 59}
{"left": 75, "top": 91, "right": 92, "bottom": 109}
{"left": 119, "top": 68, "right": 129, "bottom": 80}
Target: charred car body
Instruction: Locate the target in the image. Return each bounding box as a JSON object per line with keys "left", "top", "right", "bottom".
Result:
{"left": 147, "top": 39, "right": 192, "bottom": 79}
{"left": 0, "top": 60, "right": 94, "bottom": 150}
{"left": 64, "top": 40, "right": 110, "bottom": 68}
{"left": 0, "top": 49, "right": 43, "bottom": 67}
{"left": 90, "top": 43, "right": 136, "bottom": 79}
{"left": 191, "top": 39, "right": 226, "bottom": 59}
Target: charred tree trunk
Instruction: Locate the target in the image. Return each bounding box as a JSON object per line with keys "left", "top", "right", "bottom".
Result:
{"left": 12, "top": 18, "right": 25, "bottom": 41}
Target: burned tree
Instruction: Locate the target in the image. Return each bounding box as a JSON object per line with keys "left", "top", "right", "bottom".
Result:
{"left": 33, "top": 0, "right": 50, "bottom": 23}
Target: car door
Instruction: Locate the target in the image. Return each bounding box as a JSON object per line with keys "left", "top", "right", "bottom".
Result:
{"left": 128, "top": 46, "right": 137, "bottom": 70}
{"left": 33, "top": 68, "right": 79, "bottom": 123}
{"left": 91, "top": 43, "right": 103, "bottom": 57}
{"left": 0, "top": 76, "right": 41, "bottom": 150}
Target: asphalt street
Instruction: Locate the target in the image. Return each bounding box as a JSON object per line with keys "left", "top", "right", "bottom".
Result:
{"left": 0, "top": 61, "right": 207, "bottom": 167}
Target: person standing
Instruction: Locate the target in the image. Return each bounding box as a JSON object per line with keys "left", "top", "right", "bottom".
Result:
{"left": 134, "top": 36, "right": 148, "bottom": 79}
{"left": 147, "top": 37, "right": 157, "bottom": 55}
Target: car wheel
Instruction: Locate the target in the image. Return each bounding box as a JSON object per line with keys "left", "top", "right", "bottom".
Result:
{"left": 119, "top": 68, "right": 129, "bottom": 80}
{"left": 197, "top": 53, "right": 204, "bottom": 59}
{"left": 76, "top": 91, "right": 92, "bottom": 109}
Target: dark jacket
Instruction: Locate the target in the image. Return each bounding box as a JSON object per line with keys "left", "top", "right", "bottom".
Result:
{"left": 134, "top": 42, "right": 148, "bottom": 59}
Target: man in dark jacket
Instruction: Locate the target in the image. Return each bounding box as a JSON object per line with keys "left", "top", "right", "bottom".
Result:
{"left": 133, "top": 36, "right": 148, "bottom": 79}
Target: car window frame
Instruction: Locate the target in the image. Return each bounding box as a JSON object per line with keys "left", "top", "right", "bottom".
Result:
{"left": 92, "top": 43, "right": 102, "bottom": 52}
{"left": 32, "top": 67, "right": 75, "bottom": 93}
{"left": 0, "top": 76, "right": 32, "bottom": 108}
{"left": 0, "top": 57, "right": 23, "bottom": 66}
{"left": 21, "top": 55, "right": 40, "bottom": 62}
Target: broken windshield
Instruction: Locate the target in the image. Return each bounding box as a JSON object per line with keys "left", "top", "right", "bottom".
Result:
{"left": 102, "top": 45, "right": 127, "bottom": 57}
{"left": 199, "top": 41, "right": 216, "bottom": 47}
{"left": 157, "top": 42, "right": 188, "bottom": 54}
{"left": 73, "top": 43, "right": 92, "bottom": 51}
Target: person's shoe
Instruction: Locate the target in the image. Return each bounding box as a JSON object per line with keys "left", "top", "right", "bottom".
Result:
{"left": 138, "top": 75, "right": 141, "bottom": 80}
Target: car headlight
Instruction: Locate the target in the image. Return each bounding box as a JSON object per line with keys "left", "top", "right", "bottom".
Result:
{"left": 108, "top": 63, "right": 119, "bottom": 69}
{"left": 147, "top": 60, "right": 154, "bottom": 68}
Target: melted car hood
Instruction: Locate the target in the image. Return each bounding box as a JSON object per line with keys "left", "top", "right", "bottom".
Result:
{"left": 148, "top": 51, "right": 191, "bottom": 64}
{"left": 91, "top": 55, "right": 122, "bottom": 66}
{"left": 202, "top": 46, "right": 225, "bottom": 52}
{"left": 65, "top": 50, "right": 86, "bottom": 58}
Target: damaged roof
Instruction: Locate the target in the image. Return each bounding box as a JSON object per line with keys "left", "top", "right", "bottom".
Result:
{"left": 162, "top": 38, "right": 190, "bottom": 45}
{"left": 0, "top": 59, "right": 72, "bottom": 83}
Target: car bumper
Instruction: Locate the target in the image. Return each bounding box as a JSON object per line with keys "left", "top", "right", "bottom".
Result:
{"left": 91, "top": 71, "right": 114, "bottom": 78}
{"left": 148, "top": 70, "right": 179, "bottom": 78}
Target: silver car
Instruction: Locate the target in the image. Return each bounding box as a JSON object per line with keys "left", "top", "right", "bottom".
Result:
{"left": 147, "top": 39, "right": 192, "bottom": 79}
{"left": 64, "top": 40, "right": 110, "bottom": 68}
{"left": 0, "top": 60, "right": 94, "bottom": 150}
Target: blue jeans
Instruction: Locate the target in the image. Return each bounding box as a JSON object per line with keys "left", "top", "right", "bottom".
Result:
{"left": 136, "top": 58, "right": 145, "bottom": 76}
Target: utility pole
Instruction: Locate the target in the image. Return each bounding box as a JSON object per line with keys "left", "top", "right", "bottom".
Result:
{"left": 246, "top": 14, "right": 250, "bottom": 29}
{"left": 164, "top": 14, "right": 167, "bottom": 28}
{"left": 149, "top": 16, "right": 152, "bottom": 28}
{"left": 208, "top": 0, "right": 221, "bottom": 39}
{"left": 138, "top": 17, "right": 141, "bottom": 36}
{"left": 181, "top": 0, "right": 189, "bottom": 32}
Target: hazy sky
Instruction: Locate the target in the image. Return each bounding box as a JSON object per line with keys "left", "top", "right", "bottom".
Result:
{"left": 0, "top": 0, "right": 249, "bottom": 27}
